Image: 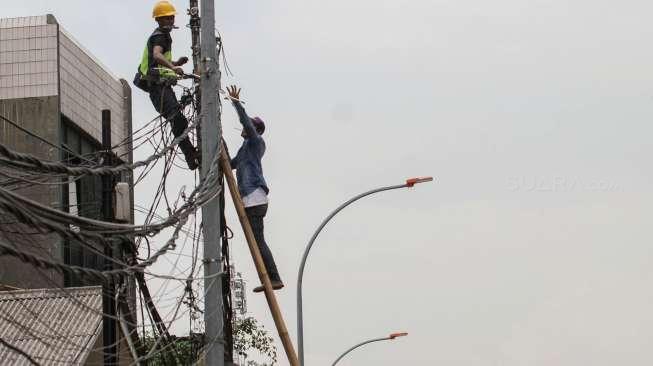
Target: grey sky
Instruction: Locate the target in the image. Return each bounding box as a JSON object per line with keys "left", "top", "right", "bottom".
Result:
{"left": 5, "top": 1, "right": 653, "bottom": 365}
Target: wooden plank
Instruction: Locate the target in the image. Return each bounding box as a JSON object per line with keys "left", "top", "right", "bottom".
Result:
{"left": 219, "top": 148, "right": 300, "bottom": 366}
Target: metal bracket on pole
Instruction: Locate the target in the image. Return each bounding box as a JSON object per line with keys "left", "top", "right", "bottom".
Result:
{"left": 202, "top": 57, "right": 214, "bottom": 76}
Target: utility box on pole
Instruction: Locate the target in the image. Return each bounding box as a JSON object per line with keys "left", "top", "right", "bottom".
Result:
{"left": 114, "top": 182, "right": 131, "bottom": 223}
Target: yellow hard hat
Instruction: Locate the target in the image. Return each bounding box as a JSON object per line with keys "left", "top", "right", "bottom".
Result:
{"left": 152, "top": 1, "right": 177, "bottom": 18}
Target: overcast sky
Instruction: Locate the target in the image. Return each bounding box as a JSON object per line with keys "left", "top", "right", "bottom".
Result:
{"left": 5, "top": 1, "right": 653, "bottom": 365}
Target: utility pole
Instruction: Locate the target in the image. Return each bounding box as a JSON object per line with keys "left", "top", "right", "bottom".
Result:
{"left": 199, "top": 0, "right": 224, "bottom": 365}
{"left": 188, "top": 0, "right": 202, "bottom": 151}
{"left": 192, "top": 3, "right": 234, "bottom": 360}
{"left": 101, "top": 109, "right": 117, "bottom": 366}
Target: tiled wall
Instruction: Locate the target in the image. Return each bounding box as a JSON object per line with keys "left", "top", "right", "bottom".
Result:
{"left": 0, "top": 16, "right": 132, "bottom": 289}
{"left": 0, "top": 96, "right": 64, "bottom": 289}
{"left": 0, "top": 15, "right": 130, "bottom": 158}
{"left": 59, "top": 28, "right": 127, "bottom": 154}
{"left": 0, "top": 16, "right": 58, "bottom": 99}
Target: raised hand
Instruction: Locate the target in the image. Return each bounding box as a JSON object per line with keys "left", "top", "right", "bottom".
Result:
{"left": 227, "top": 85, "right": 241, "bottom": 101}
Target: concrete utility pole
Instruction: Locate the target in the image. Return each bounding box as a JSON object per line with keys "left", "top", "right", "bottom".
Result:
{"left": 199, "top": 0, "right": 224, "bottom": 365}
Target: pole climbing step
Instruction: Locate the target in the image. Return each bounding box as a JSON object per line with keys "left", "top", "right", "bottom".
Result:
{"left": 219, "top": 147, "right": 300, "bottom": 366}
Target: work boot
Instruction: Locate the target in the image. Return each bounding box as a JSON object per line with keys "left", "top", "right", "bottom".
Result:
{"left": 253, "top": 280, "right": 284, "bottom": 293}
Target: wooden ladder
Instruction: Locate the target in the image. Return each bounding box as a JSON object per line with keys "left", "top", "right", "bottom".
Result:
{"left": 219, "top": 148, "right": 300, "bottom": 366}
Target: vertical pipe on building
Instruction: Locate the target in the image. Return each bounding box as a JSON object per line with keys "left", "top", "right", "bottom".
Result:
{"left": 101, "top": 109, "right": 117, "bottom": 366}
{"left": 199, "top": 1, "right": 225, "bottom": 365}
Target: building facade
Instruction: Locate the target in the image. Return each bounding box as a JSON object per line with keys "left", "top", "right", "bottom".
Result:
{"left": 0, "top": 14, "right": 133, "bottom": 289}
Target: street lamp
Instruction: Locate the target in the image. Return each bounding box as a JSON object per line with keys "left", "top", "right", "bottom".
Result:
{"left": 297, "top": 177, "right": 433, "bottom": 365}
{"left": 331, "top": 332, "right": 408, "bottom": 366}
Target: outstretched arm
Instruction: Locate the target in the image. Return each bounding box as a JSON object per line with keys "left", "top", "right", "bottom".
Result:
{"left": 153, "top": 45, "right": 183, "bottom": 75}
{"left": 227, "top": 85, "right": 258, "bottom": 138}
{"left": 173, "top": 56, "right": 188, "bottom": 66}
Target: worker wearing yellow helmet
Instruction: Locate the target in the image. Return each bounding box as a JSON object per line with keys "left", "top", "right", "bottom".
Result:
{"left": 133, "top": 1, "right": 200, "bottom": 170}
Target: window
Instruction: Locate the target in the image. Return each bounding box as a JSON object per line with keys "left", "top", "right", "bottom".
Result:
{"left": 61, "top": 116, "right": 103, "bottom": 287}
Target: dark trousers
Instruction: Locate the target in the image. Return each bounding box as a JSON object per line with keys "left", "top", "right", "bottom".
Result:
{"left": 148, "top": 84, "right": 194, "bottom": 157}
{"left": 245, "top": 204, "right": 281, "bottom": 282}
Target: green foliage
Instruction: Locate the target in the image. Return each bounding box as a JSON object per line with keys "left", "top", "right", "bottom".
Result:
{"left": 234, "top": 317, "right": 278, "bottom": 365}
{"left": 139, "top": 317, "right": 277, "bottom": 365}
{"left": 140, "top": 333, "right": 201, "bottom": 365}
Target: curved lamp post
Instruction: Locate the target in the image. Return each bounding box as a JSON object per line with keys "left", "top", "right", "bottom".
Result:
{"left": 297, "top": 177, "right": 433, "bottom": 365}
{"left": 331, "top": 332, "right": 408, "bottom": 366}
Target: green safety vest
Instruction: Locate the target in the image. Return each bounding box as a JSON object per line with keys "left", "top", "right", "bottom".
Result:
{"left": 138, "top": 28, "right": 177, "bottom": 81}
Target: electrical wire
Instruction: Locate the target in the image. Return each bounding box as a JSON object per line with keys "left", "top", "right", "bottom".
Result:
{"left": 0, "top": 27, "right": 243, "bottom": 366}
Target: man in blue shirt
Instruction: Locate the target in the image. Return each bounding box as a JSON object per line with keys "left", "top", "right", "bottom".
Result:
{"left": 227, "top": 85, "right": 283, "bottom": 293}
